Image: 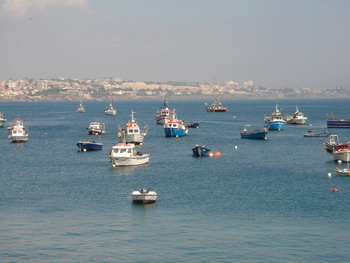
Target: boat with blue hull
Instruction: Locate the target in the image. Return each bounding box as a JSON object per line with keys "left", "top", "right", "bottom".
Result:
{"left": 240, "top": 125, "right": 268, "bottom": 139}
{"left": 164, "top": 110, "right": 188, "bottom": 137}
{"left": 304, "top": 129, "right": 330, "bottom": 137}
{"left": 192, "top": 145, "right": 211, "bottom": 156}
{"left": 76, "top": 140, "right": 103, "bottom": 151}
{"left": 264, "top": 104, "right": 286, "bottom": 130}
{"left": 326, "top": 113, "right": 350, "bottom": 128}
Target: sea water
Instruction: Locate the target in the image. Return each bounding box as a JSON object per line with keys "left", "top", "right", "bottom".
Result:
{"left": 0, "top": 99, "right": 350, "bottom": 262}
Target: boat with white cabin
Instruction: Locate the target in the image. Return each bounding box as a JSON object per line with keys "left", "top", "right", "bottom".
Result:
{"left": 87, "top": 121, "right": 106, "bottom": 135}
{"left": 118, "top": 110, "right": 148, "bottom": 145}
{"left": 155, "top": 96, "right": 174, "bottom": 124}
{"left": 8, "top": 119, "right": 28, "bottom": 143}
{"left": 285, "top": 106, "right": 307, "bottom": 124}
{"left": 131, "top": 189, "right": 157, "bottom": 204}
{"left": 110, "top": 143, "right": 150, "bottom": 167}
{"left": 164, "top": 110, "right": 188, "bottom": 137}
{"left": 264, "top": 104, "right": 286, "bottom": 130}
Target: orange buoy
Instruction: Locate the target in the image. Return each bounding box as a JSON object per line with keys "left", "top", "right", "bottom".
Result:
{"left": 215, "top": 152, "right": 221, "bottom": 157}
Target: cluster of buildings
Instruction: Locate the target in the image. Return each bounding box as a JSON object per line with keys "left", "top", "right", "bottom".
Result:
{"left": 0, "top": 78, "right": 349, "bottom": 101}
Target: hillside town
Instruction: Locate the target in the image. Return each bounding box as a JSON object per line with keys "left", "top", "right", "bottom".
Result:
{"left": 0, "top": 78, "right": 349, "bottom": 101}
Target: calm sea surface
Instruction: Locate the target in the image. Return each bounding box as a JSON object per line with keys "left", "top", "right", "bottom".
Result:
{"left": 1, "top": 99, "right": 350, "bottom": 262}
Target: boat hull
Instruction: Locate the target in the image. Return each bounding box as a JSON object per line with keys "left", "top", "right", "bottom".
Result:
{"left": 77, "top": 141, "right": 103, "bottom": 151}
{"left": 332, "top": 150, "right": 350, "bottom": 162}
{"left": 131, "top": 191, "right": 157, "bottom": 204}
{"left": 304, "top": 133, "right": 329, "bottom": 137}
{"left": 164, "top": 128, "right": 188, "bottom": 137}
{"left": 241, "top": 130, "right": 268, "bottom": 139}
{"left": 9, "top": 135, "right": 29, "bottom": 143}
{"left": 112, "top": 154, "right": 150, "bottom": 167}
{"left": 123, "top": 134, "right": 145, "bottom": 144}
{"left": 266, "top": 121, "right": 285, "bottom": 130}
{"left": 327, "top": 120, "right": 350, "bottom": 128}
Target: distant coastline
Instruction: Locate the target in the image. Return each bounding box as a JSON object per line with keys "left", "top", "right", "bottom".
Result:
{"left": 0, "top": 78, "right": 349, "bottom": 102}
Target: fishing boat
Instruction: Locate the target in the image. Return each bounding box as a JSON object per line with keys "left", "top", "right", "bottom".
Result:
{"left": 76, "top": 88, "right": 85, "bottom": 113}
{"left": 155, "top": 96, "right": 174, "bottom": 124}
{"left": 76, "top": 102, "right": 85, "bottom": 113}
{"left": 240, "top": 125, "right": 268, "bottom": 139}
{"left": 192, "top": 144, "right": 211, "bottom": 157}
{"left": 76, "top": 140, "right": 103, "bottom": 151}
{"left": 104, "top": 87, "right": 117, "bottom": 115}
{"left": 304, "top": 129, "right": 330, "bottom": 137}
{"left": 332, "top": 148, "right": 350, "bottom": 163}
{"left": 335, "top": 167, "right": 350, "bottom": 176}
{"left": 118, "top": 110, "right": 148, "bottom": 145}
{"left": 110, "top": 143, "right": 150, "bottom": 167}
{"left": 285, "top": 106, "right": 307, "bottom": 124}
{"left": 8, "top": 119, "right": 28, "bottom": 143}
{"left": 205, "top": 100, "right": 228, "bottom": 112}
{"left": 164, "top": 110, "right": 188, "bottom": 137}
{"left": 131, "top": 189, "right": 157, "bottom": 204}
{"left": 264, "top": 104, "right": 286, "bottom": 130}
{"left": 323, "top": 135, "right": 350, "bottom": 154}
{"left": 326, "top": 113, "right": 350, "bottom": 128}
{"left": 8, "top": 126, "right": 29, "bottom": 143}
{"left": 87, "top": 121, "right": 106, "bottom": 135}
{"left": 0, "top": 113, "right": 7, "bottom": 127}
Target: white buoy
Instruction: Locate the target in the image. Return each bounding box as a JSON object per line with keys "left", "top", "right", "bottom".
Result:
{"left": 337, "top": 160, "right": 342, "bottom": 163}
{"left": 327, "top": 173, "right": 332, "bottom": 177}
{"left": 83, "top": 149, "right": 87, "bottom": 152}
{"left": 234, "top": 145, "right": 238, "bottom": 149}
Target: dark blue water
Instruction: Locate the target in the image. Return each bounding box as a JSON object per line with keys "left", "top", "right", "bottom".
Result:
{"left": 1, "top": 99, "right": 350, "bottom": 262}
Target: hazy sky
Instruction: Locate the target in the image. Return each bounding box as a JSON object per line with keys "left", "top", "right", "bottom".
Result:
{"left": 0, "top": 0, "right": 349, "bottom": 89}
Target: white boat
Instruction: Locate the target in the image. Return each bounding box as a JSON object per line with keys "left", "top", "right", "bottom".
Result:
{"left": 104, "top": 103, "right": 117, "bottom": 115}
{"left": 155, "top": 96, "right": 174, "bottom": 124}
{"left": 8, "top": 126, "right": 28, "bottom": 143}
{"left": 118, "top": 110, "right": 148, "bottom": 145}
{"left": 0, "top": 113, "right": 7, "bottom": 127}
{"left": 110, "top": 143, "right": 150, "bottom": 167}
{"left": 285, "top": 106, "right": 307, "bottom": 124}
{"left": 332, "top": 149, "right": 350, "bottom": 163}
{"left": 131, "top": 189, "right": 157, "bottom": 204}
{"left": 76, "top": 102, "right": 85, "bottom": 113}
{"left": 87, "top": 121, "right": 106, "bottom": 135}
{"left": 104, "top": 87, "right": 117, "bottom": 115}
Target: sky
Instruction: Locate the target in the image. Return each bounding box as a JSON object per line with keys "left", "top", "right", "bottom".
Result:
{"left": 0, "top": 0, "right": 349, "bottom": 89}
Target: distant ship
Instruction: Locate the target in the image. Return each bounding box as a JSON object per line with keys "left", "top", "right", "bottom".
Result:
{"left": 205, "top": 100, "right": 228, "bottom": 112}
{"left": 326, "top": 113, "right": 350, "bottom": 128}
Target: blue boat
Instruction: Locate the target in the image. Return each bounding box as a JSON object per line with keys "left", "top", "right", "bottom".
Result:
{"left": 304, "top": 129, "right": 330, "bottom": 137}
{"left": 192, "top": 145, "right": 211, "bottom": 156}
{"left": 164, "top": 110, "right": 188, "bottom": 137}
{"left": 264, "top": 104, "right": 286, "bottom": 130}
{"left": 76, "top": 140, "right": 103, "bottom": 151}
{"left": 326, "top": 113, "right": 350, "bottom": 128}
{"left": 240, "top": 125, "right": 268, "bottom": 139}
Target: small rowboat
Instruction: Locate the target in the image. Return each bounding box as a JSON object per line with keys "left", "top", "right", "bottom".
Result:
{"left": 335, "top": 167, "right": 350, "bottom": 176}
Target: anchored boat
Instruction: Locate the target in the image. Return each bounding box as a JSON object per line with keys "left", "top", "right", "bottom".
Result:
{"left": 118, "top": 110, "right": 148, "bottom": 145}
{"left": 240, "top": 125, "right": 268, "bottom": 139}
{"left": 264, "top": 104, "right": 286, "bottom": 130}
{"left": 110, "top": 143, "right": 150, "bottom": 167}
{"left": 131, "top": 189, "right": 157, "bottom": 204}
